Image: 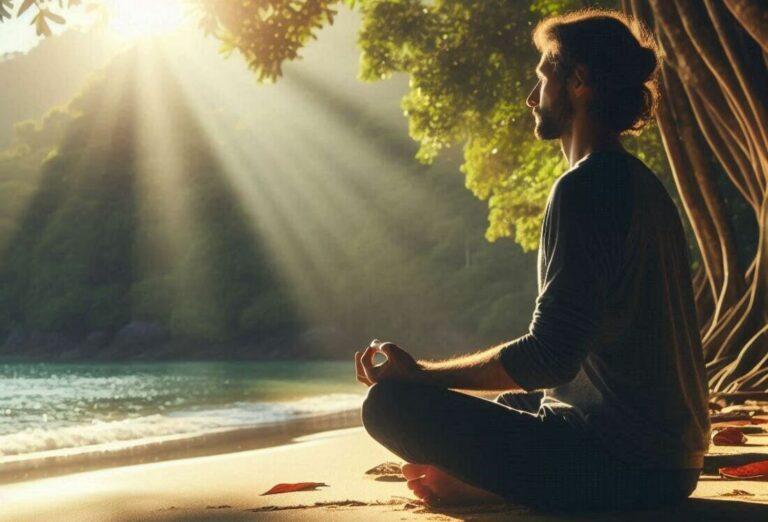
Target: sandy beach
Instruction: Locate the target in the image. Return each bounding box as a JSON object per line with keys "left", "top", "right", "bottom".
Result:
{"left": 1, "top": 418, "right": 768, "bottom": 522}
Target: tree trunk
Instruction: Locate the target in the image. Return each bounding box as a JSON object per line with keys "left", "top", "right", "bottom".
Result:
{"left": 623, "top": 0, "right": 768, "bottom": 395}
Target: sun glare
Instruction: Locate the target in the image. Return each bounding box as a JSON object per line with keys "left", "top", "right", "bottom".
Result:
{"left": 107, "top": 0, "right": 188, "bottom": 40}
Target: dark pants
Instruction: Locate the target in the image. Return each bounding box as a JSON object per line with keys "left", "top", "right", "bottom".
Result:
{"left": 361, "top": 380, "right": 700, "bottom": 511}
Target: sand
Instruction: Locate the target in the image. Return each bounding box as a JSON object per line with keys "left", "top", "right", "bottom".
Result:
{"left": 1, "top": 423, "right": 768, "bottom": 521}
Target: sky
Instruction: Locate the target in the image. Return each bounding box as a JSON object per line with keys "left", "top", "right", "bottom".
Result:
{"left": 0, "top": 4, "right": 89, "bottom": 55}
{"left": 0, "top": 0, "right": 189, "bottom": 56}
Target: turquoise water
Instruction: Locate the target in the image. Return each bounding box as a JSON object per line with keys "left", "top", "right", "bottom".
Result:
{"left": 0, "top": 361, "right": 365, "bottom": 457}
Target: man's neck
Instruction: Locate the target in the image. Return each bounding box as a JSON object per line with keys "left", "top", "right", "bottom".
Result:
{"left": 559, "top": 117, "right": 623, "bottom": 168}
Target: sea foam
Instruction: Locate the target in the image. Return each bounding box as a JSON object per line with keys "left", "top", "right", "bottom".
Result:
{"left": 0, "top": 392, "right": 364, "bottom": 457}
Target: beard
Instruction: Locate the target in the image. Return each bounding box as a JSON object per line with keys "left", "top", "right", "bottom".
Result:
{"left": 533, "top": 85, "right": 572, "bottom": 140}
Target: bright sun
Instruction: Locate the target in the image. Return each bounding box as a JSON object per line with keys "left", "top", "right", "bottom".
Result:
{"left": 107, "top": 0, "right": 188, "bottom": 39}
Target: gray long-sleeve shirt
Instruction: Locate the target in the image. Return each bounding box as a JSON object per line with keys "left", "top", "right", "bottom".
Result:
{"left": 496, "top": 149, "right": 710, "bottom": 470}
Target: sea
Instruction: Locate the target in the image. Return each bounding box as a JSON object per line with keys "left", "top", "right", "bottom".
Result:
{"left": 0, "top": 360, "right": 365, "bottom": 459}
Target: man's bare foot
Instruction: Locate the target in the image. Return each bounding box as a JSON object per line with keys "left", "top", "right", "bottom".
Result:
{"left": 401, "top": 462, "right": 506, "bottom": 508}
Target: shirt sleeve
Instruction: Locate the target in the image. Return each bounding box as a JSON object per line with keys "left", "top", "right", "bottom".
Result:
{"left": 496, "top": 173, "right": 623, "bottom": 391}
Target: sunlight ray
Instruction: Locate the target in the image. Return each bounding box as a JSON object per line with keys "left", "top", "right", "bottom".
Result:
{"left": 152, "top": 30, "right": 464, "bottom": 337}
{"left": 131, "top": 41, "right": 217, "bottom": 329}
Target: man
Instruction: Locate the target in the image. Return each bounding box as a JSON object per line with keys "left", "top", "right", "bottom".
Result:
{"left": 354, "top": 9, "right": 711, "bottom": 511}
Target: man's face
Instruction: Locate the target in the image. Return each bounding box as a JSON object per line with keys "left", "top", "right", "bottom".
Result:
{"left": 526, "top": 55, "right": 572, "bottom": 140}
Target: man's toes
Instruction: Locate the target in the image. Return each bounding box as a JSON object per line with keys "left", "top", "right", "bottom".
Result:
{"left": 407, "top": 478, "right": 432, "bottom": 500}
{"left": 406, "top": 477, "right": 423, "bottom": 493}
{"left": 401, "top": 462, "right": 429, "bottom": 480}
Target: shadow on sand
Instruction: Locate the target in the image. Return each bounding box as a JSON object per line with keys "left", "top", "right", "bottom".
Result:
{"left": 111, "top": 496, "right": 768, "bottom": 521}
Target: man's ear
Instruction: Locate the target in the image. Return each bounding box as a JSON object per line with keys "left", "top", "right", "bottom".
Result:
{"left": 569, "top": 64, "right": 591, "bottom": 100}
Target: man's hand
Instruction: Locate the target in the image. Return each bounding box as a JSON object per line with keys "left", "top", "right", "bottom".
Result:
{"left": 354, "top": 339, "right": 425, "bottom": 387}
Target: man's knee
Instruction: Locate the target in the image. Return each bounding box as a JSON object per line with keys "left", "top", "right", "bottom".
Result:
{"left": 362, "top": 379, "right": 431, "bottom": 438}
{"left": 361, "top": 380, "right": 402, "bottom": 434}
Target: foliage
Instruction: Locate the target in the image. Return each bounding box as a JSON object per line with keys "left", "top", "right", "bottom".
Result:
{"left": 194, "top": 0, "right": 356, "bottom": 81}
{"left": 0, "top": 0, "right": 77, "bottom": 35}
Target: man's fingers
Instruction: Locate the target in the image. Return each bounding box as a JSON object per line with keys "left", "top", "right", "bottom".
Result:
{"left": 355, "top": 350, "right": 371, "bottom": 385}
{"left": 361, "top": 346, "right": 380, "bottom": 383}
{"left": 378, "top": 342, "right": 400, "bottom": 359}
{"left": 373, "top": 340, "right": 401, "bottom": 360}
{"left": 362, "top": 345, "right": 378, "bottom": 365}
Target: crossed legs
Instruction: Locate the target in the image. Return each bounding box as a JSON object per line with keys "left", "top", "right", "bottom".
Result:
{"left": 360, "top": 380, "right": 700, "bottom": 510}
{"left": 361, "top": 380, "right": 570, "bottom": 507}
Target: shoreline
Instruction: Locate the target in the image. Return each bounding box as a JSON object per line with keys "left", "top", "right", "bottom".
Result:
{"left": 0, "top": 408, "right": 362, "bottom": 485}
{"left": 1, "top": 426, "right": 767, "bottom": 521}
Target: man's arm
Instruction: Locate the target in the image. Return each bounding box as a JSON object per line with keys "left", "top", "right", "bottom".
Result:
{"left": 355, "top": 339, "right": 522, "bottom": 391}
{"left": 415, "top": 342, "right": 523, "bottom": 391}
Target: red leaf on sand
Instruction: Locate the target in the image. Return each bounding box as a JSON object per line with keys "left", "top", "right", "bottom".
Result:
{"left": 719, "top": 460, "right": 768, "bottom": 480}
{"left": 712, "top": 427, "right": 748, "bottom": 446}
{"left": 261, "top": 482, "right": 329, "bottom": 495}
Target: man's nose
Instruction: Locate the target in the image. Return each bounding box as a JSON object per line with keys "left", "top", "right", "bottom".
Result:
{"left": 526, "top": 82, "right": 539, "bottom": 108}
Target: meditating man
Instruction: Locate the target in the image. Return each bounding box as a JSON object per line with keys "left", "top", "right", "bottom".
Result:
{"left": 353, "top": 9, "right": 710, "bottom": 511}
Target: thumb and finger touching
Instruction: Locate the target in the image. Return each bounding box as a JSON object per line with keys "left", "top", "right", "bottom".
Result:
{"left": 361, "top": 345, "right": 381, "bottom": 383}
{"left": 356, "top": 340, "right": 411, "bottom": 385}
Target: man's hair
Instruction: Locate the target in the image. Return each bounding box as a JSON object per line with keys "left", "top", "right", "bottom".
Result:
{"left": 532, "top": 9, "right": 659, "bottom": 135}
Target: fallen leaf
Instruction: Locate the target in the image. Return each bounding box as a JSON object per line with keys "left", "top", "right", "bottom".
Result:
{"left": 712, "top": 427, "right": 748, "bottom": 446}
{"left": 261, "top": 482, "right": 329, "bottom": 495}
{"left": 719, "top": 460, "right": 768, "bottom": 480}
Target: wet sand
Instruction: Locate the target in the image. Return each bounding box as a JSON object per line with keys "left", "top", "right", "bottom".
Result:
{"left": 0, "top": 409, "right": 362, "bottom": 485}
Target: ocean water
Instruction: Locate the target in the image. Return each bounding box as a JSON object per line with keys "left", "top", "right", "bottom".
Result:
{"left": 0, "top": 361, "right": 365, "bottom": 458}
